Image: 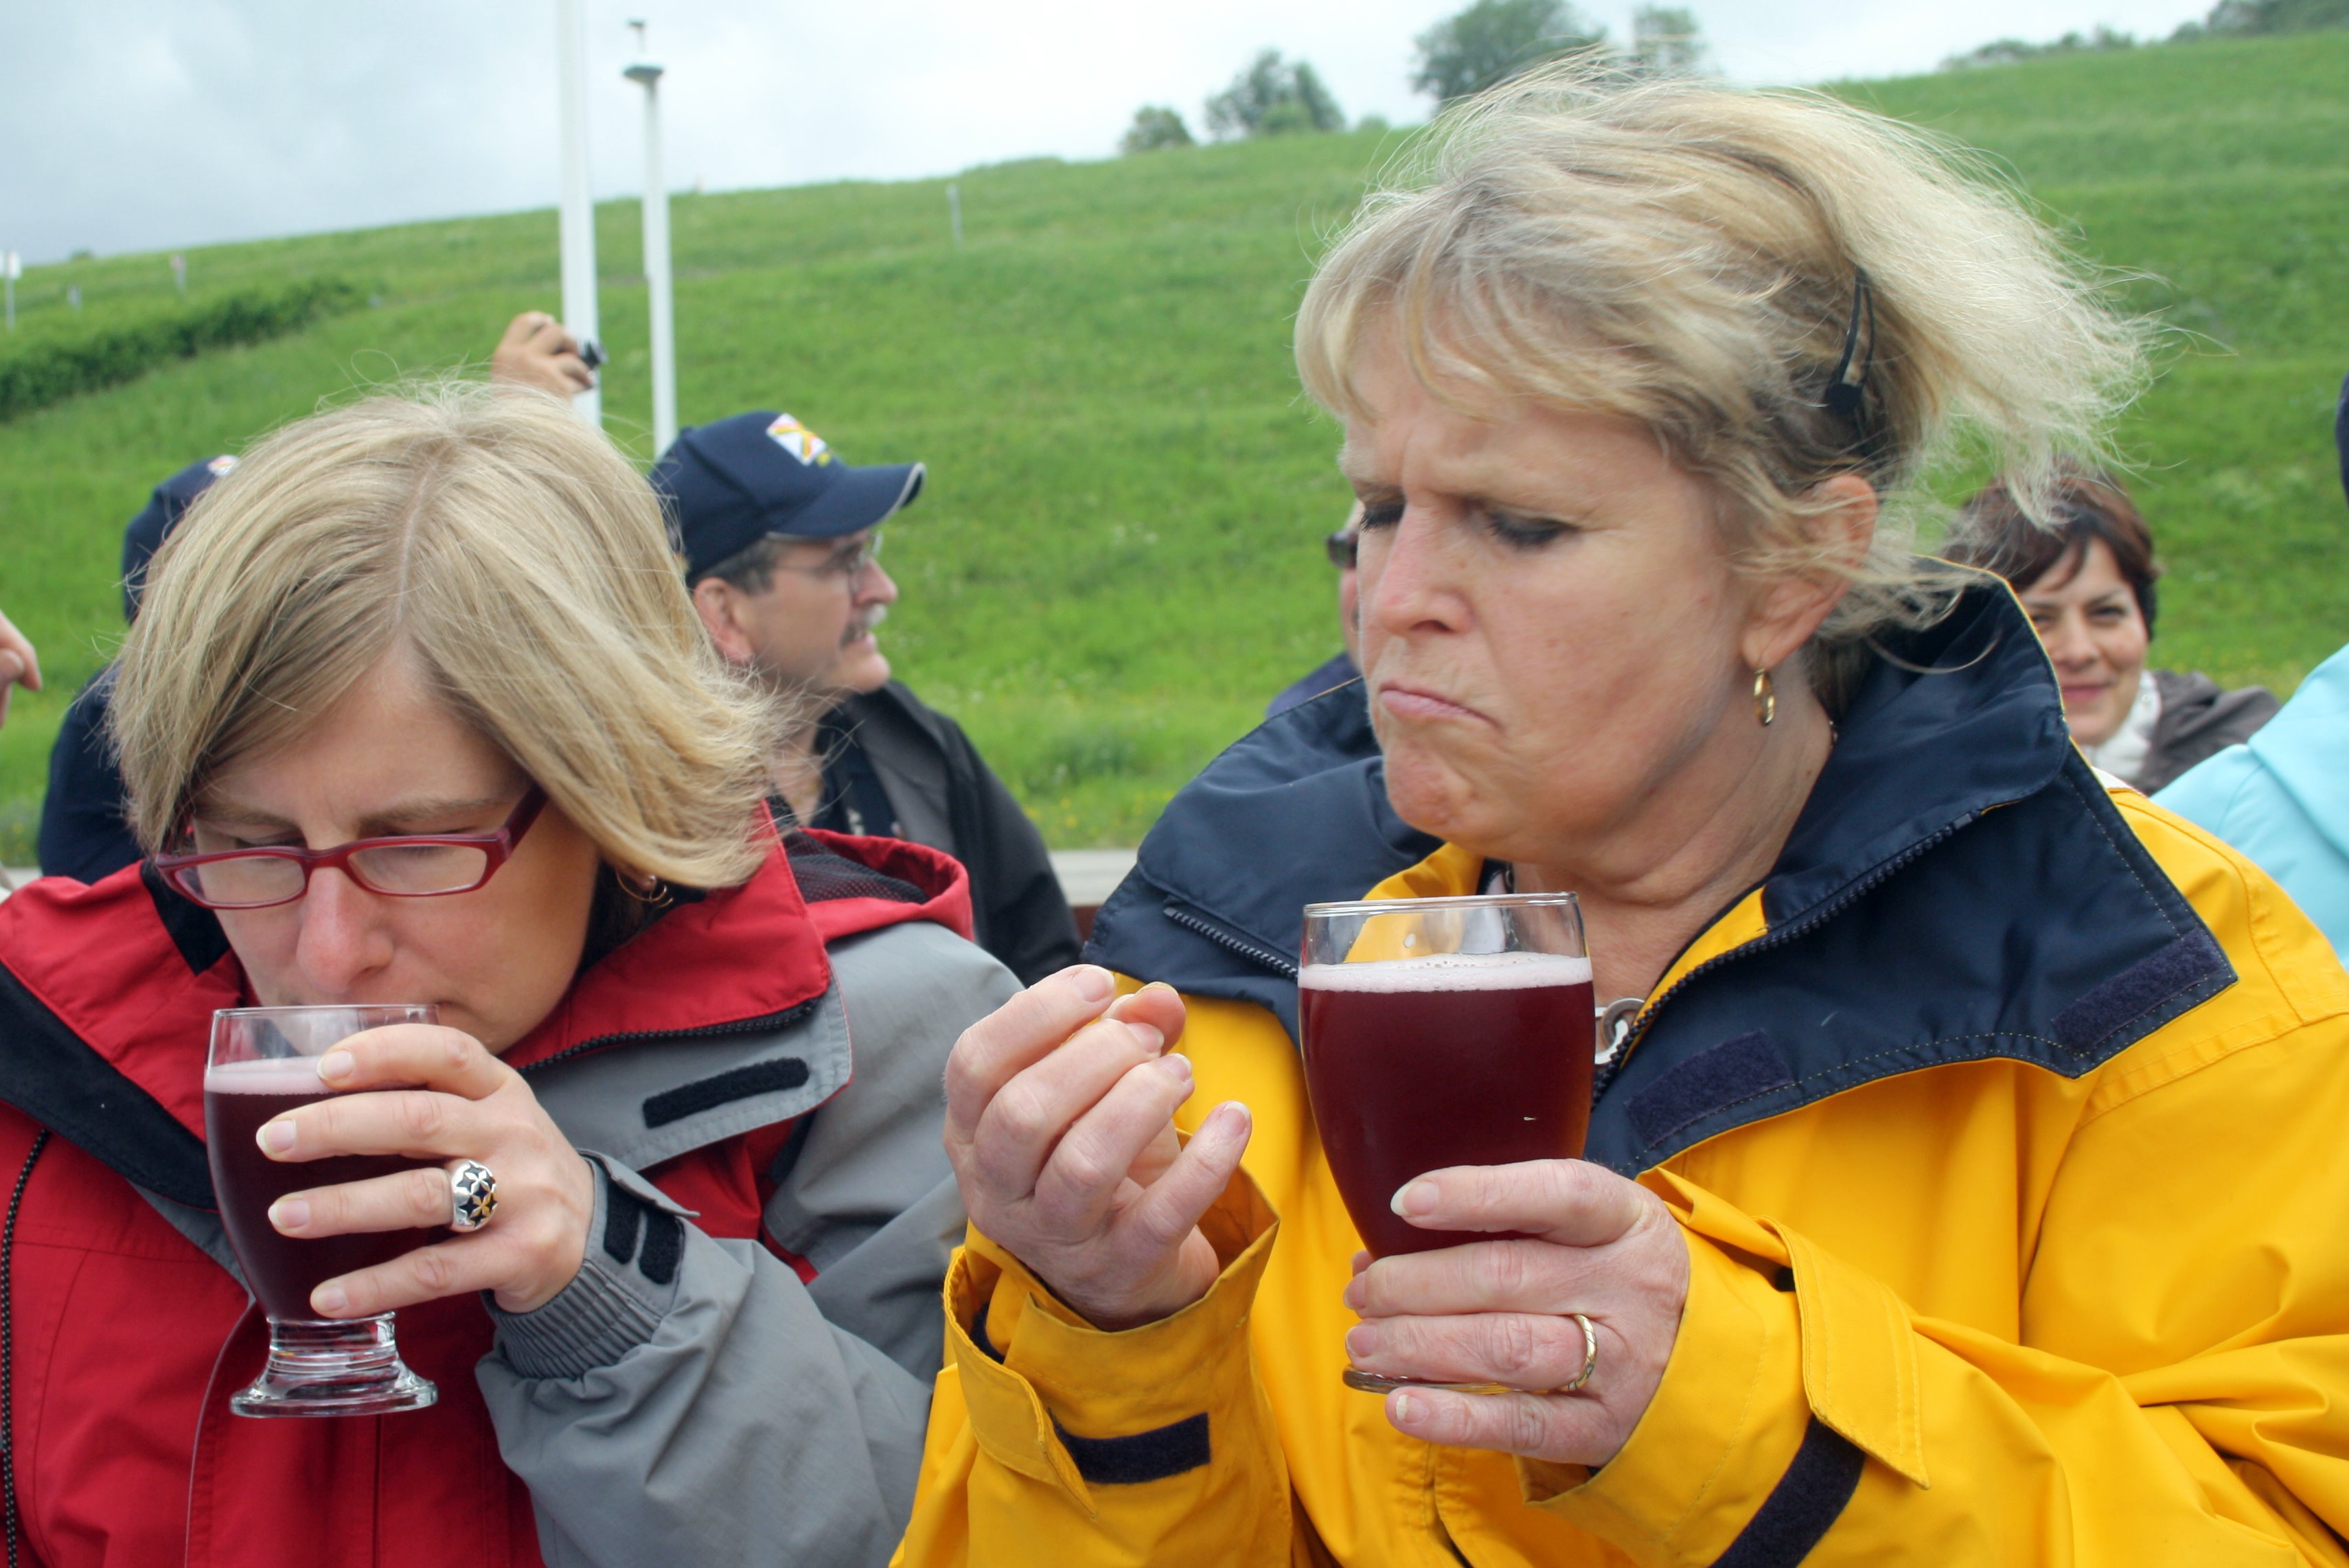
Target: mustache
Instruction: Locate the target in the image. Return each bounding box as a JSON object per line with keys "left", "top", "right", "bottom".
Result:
{"left": 843, "top": 604, "right": 888, "bottom": 646}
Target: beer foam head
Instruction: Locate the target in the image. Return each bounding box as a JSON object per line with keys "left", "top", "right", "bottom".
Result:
{"left": 1298, "top": 952, "right": 1593, "bottom": 991}
{"left": 203, "top": 1055, "right": 335, "bottom": 1094}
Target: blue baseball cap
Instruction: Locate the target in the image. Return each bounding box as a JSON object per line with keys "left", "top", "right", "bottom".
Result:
{"left": 649, "top": 411, "right": 926, "bottom": 582}
{"left": 122, "top": 454, "right": 237, "bottom": 621}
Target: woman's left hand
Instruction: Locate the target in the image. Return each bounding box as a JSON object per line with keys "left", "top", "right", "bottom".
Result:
{"left": 1342, "top": 1160, "right": 1691, "bottom": 1466}
{"left": 257, "top": 1023, "right": 596, "bottom": 1316}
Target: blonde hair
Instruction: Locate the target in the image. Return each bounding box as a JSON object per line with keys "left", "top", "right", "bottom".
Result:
{"left": 1296, "top": 62, "right": 2147, "bottom": 681}
{"left": 112, "top": 381, "right": 775, "bottom": 888}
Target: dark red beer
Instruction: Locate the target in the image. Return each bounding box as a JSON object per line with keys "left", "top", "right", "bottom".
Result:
{"left": 1300, "top": 953, "right": 1594, "bottom": 1257}
{"left": 204, "top": 1058, "right": 438, "bottom": 1320}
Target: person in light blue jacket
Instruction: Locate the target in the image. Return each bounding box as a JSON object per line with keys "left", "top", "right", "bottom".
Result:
{"left": 2159, "top": 642, "right": 2349, "bottom": 960}
{"left": 2156, "top": 373, "right": 2349, "bottom": 960}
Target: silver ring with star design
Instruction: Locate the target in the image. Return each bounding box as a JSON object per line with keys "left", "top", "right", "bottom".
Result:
{"left": 447, "top": 1160, "right": 499, "bottom": 1232}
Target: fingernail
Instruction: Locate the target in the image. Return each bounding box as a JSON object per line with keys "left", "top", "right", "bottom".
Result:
{"left": 317, "top": 1049, "right": 355, "bottom": 1084}
{"left": 260, "top": 1120, "right": 297, "bottom": 1154}
{"left": 1392, "top": 1392, "right": 1423, "bottom": 1423}
{"left": 1346, "top": 1322, "right": 1378, "bottom": 1357}
{"left": 312, "top": 1283, "right": 348, "bottom": 1316}
{"left": 1342, "top": 1275, "right": 1366, "bottom": 1311}
{"left": 1213, "top": 1101, "right": 1251, "bottom": 1138}
{"left": 270, "top": 1198, "right": 310, "bottom": 1232}
{"left": 1071, "top": 966, "right": 1115, "bottom": 1002}
{"left": 1392, "top": 1179, "right": 1437, "bottom": 1218}
{"left": 1127, "top": 1021, "right": 1166, "bottom": 1055}
{"left": 1158, "top": 1052, "right": 1192, "bottom": 1088}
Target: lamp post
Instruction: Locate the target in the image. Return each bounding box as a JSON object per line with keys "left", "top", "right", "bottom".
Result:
{"left": 625, "top": 19, "right": 676, "bottom": 455}
{"left": 555, "top": 0, "right": 603, "bottom": 426}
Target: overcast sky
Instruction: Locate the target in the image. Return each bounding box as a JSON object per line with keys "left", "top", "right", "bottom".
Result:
{"left": 3, "top": 0, "right": 2212, "bottom": 266}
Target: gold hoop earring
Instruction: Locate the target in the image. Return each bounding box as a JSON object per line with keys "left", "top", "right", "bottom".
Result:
{"left": 619, "top": 871, "right": 672, "bottom": 908}
{"left": 1753, "top": 667, "right": 1776, "bottom": 727}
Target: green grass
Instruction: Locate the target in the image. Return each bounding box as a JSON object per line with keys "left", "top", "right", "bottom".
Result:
{"left": 3, "top": 34, "right": 2346, "bottom": 861}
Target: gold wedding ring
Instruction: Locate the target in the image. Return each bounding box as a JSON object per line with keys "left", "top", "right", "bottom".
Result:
{"left": 1342, "top": 1311, "right": 1599, "bottom": 1397}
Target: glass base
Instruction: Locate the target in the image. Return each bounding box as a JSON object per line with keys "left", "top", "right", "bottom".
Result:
{"left": 231, "top": 1315, "right": 437, "bottom": 1418}
{"left": 1342, "top": 1365, "right": 1515, "bottom": 1396}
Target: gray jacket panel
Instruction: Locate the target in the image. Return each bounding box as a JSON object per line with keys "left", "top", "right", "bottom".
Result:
{"left": 479, "top": 917, "right": 1018, "bottom": 1568}
{"left": 847, "top": 702, "right": 959, "bottom": 854}
{"left": 2142, "top": 668, "right": 2282, "bottom": 794}
{"left": 520, "top": 980, "right": 853, "bottom": 1177}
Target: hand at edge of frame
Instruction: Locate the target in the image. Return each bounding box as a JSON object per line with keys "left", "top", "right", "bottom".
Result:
{"left": 0, "top": 608, "right": 42, "bottom": 729}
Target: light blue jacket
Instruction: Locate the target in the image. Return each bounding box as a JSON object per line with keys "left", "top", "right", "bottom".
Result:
{"left": 2158, "top": 642, "right": 2349, "bottom": 961}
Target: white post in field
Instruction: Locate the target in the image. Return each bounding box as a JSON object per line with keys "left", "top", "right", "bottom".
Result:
{"left": 948, "top": 183, "right": 963, "bottom": 246}
{"left": 555, "top": 0, "right": 603, "bottom": 426}
{"left": 625, "top": 20, "right": 676, "bottom": 454}
{"left": 2, "top": 253, "right": 18, "bottom": 332}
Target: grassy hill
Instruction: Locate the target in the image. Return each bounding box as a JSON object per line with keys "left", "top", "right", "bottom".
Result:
{"left": 3, "top": 32, "right": 2346, "bottom": 862}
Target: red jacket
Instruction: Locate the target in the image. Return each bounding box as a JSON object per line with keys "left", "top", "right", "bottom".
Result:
{"left": 0, "top": 828, "right": 971, "bottom": 1567}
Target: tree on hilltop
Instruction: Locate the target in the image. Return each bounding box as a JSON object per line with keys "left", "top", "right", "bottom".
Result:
{"left": 2184, "top": 0, "right": 2349, "bottom": 34}
{"left": 1204, "top": 51, "right": 1346, "bottom": 139}
{"left": 1629, "top": 5, "right": 1710, "bottom": 75}
{"left": 1412, "top": 0, "right": 1608, "bottom": 104}
{"left": 1121, "top": 106, "right": 1195, "bottom": 154}
{"left": 1942, "top": 25, "right": 2135, "bottom": 68}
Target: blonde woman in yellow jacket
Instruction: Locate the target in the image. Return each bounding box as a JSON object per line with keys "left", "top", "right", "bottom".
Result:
{"left": 895, "top": 67, "right": 2349, "bottom": 1566}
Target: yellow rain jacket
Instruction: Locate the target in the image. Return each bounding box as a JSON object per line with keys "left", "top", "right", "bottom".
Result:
{"left": 897, "top": 586, "right": 2349, "bottom": 1565}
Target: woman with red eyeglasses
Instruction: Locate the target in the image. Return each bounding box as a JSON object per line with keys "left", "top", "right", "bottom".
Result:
{"left": 0, "top": 384, "right": 1016, "bottom": 1567}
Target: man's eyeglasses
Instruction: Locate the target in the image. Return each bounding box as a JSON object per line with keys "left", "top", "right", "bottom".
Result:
{"left": 1325, "top": 527, "right": 1359, "bottom": 570}
{"left": 152, "top": 787, "right": 548, "bottom": 910}
{"left": 777, "top": 530, "right": 885, "bottom": 590}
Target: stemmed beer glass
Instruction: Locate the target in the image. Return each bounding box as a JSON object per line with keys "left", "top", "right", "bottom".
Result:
{"left": 1298, "top": 892, "right": 1594, "bottom": 1393}
{"left": 205, "top": 1004, "right": 442, "bottom": 1417}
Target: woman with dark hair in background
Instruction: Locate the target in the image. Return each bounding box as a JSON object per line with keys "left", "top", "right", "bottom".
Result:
{"left": 1945, "top": 468, "right": 2276, "bottom": 792}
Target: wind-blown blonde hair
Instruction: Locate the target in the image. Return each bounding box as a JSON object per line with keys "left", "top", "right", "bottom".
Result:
{"left": 1296, "top": 62, "right": 2147, "bottom": 688}
{"left": 113, "top": 382, "right": 775, "bottom": 888}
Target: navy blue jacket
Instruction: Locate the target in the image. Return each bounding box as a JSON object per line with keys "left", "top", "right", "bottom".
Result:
{"left": 37, "top": 669, "right": 137, "bottom": 886}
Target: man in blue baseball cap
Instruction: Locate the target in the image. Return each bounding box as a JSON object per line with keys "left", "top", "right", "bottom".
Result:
{"left": 654, "top": 410, "right": 1079, "bottom": 986}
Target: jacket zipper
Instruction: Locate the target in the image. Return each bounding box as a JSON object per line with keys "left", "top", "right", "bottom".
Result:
{"left": 1593, "top": 815, "right": 1973, "bottom": 1100}
{"left": 514, "top": 998, "right": 823, "bottom": 1079}
{"left": 1160, "top": 902, "right": 1298, "bottom": 980}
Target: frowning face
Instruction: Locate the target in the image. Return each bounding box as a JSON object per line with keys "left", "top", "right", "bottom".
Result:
{"left": 1342, "top": 335, "right": 1769, "bottom": 872}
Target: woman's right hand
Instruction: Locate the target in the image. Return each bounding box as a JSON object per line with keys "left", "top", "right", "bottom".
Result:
{"left": 943, "top": 966, "right": 1252, "bottom": 1331}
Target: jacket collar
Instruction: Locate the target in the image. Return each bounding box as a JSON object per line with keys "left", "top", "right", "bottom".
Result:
{"left": 0, "top": 824, "right": 971, "bottom": 1208}
{"left": 1762, "top": 576, "right": 2070, "bottom": 929}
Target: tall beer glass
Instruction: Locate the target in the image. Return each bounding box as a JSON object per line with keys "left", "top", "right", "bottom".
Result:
{"left": 205, "top": 1004, "right": 441, "bottom": 1417}
{"left": 1298, "top": 893, "right": 1594, "bottom": 1391}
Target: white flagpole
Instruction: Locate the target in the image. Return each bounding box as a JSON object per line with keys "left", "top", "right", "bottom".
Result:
{"left": 626, "top": 21, "right": 676, "bottom": 454}
{"left": 555, "top": 0, "right": 603, "bottom": 427}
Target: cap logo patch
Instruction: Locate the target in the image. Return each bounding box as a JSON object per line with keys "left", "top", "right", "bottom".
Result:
{"left": 206, "top": 454, "right": 239, "bottom": 475}
{"left": 766, "top": 414, "right": 833, "bottom": 467}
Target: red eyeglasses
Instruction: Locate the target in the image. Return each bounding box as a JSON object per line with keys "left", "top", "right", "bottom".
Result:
{"left": 152, "top": 787, "right": 547, "bottom": 910}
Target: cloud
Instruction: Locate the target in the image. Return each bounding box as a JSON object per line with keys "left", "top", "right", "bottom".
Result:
{"left": 1, "top": 0, "right": 2214, "bottom": 264}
